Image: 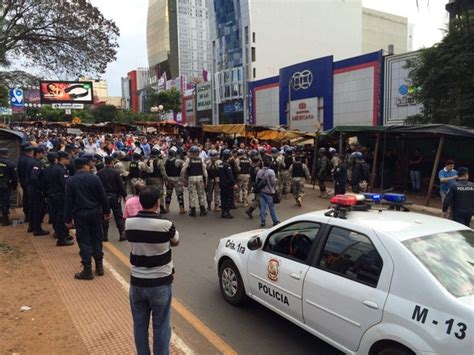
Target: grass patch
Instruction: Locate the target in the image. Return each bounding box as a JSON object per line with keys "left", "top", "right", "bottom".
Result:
{"left": 0, "top": 241, "right": 25, "bottom": 258}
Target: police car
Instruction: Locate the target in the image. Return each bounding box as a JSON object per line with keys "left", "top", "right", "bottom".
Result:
{"left": 214, "top": 194, "right": 473, "bottom": 355}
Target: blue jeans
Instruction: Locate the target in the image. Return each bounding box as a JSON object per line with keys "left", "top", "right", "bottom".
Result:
{"left": 130, "top": 284, "right": 172, "bottom": 355}
{"left": 259, "top": 192, "right": 279, "bottom": 225}
{"left": 410, "top": 170, "right": 421, "bottom": 192}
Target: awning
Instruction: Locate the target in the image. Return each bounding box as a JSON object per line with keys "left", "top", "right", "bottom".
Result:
{"left": 386, "top": 124, "right": 474, "bottom": 138}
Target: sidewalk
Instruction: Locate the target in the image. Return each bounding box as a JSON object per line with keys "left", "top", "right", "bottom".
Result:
{"left": 23, "top": 221, "right": 185, "bottom": 354}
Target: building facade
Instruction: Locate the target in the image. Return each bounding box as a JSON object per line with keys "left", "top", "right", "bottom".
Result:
{"left": 147, "top": 0, "right": 211, "bottom": 82}
{"left": 121, "top": 68, "right": 150, "bottom": 113}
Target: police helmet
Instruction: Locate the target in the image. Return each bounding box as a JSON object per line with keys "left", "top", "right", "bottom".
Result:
{"left": 189, "top": 146, "right": 199, "bottom": 154}
{"left": 168, "top": 150, "right": 176, "bottom": 158}
{"left": 209, "top": 149, "right": 219, "bottom": 158}
{"left": 237, "top": 149, "right": 245, "bottom": 157}
{"left": 270, "top": 147, "right": 279, "bottom": 155}
{"left": 285, "top": 147, "right": 294, "bottom": 155}
{"left": 151, "top": 148, "right": 160, "bottom": 156}
{"left": 353, "top": 151, "right": 363, "bottom": 160}
{"left": 318, "top": 147, "right": 326, "bottom": 154}
{"left": 222, "top": 149, "right": 232, "bottom": 159}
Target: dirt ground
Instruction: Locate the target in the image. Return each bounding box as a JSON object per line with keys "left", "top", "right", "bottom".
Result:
{"left": 0, "top": 222, "right": 88, "bottom": 354}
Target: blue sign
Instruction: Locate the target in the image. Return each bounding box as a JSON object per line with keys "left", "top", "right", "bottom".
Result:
{"left": 9, "top": 88, "right": 24, "bottom": 107}
{"left": 223, "top": 100, "right": 243, "bottom": 114}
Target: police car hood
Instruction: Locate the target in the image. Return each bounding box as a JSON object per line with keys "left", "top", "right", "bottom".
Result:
{"left": 224, "top": 229, "right": 265, "bottom": 241}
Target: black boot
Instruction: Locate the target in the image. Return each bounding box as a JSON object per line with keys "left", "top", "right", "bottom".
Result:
{"left": 189, "top": 207, "right": 197, "bottom": 217}
{"left": 245, "top": 207, "right": 255, "bottom": 219}
{"left": 199, "top": 206, "right": 207, "bottom": 216}
{"left": 2, "top": 216, "right": 11, "bottom": 226}
{"left": 221, "top": 211, "right": 234, "bottom": 219}
{"left": 74, "top": 263, "right": 94, "bottom": 280}
{"left": 95, "top": 259, "right": 104, "bottom": 276}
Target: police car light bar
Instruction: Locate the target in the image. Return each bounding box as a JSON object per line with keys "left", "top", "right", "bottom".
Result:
{"left": 383, "top": 193, "right": 407, "bottom": 204}
{"left": 330, "top": 195, "right": 357, "bottom": 207}
{"left": 363, "top": 193, "right": 382, "bottom": 202}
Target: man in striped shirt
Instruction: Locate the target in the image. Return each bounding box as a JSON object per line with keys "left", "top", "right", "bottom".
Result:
{"left": 125, "top": 186, "right": 179, "bottom": 355}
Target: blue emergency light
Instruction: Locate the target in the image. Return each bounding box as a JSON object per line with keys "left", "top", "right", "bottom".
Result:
{"left": 363, "top": 193, "right": 382, "bottom": 202}
{"left": 383, "top": 193, "right": 407, "bottom": 203}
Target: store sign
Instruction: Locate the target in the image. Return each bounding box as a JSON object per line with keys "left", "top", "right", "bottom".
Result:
{"left": 223, "top": 100, "right": 243, "bottom": 114}
{"left": 40, "top": 81, "right": 93, "bottom": 104}
{"left": 291, "top": 70, "right": 313, "bottom": 91}
{"left": 289, "top": 97, "right": 320, "bottom": 132}
{"left": 396, "top": 84, "right": 417, "bottom": 106}
{"left": 196, "top": 83, "right": 212, "bottom": 111}
{"left": 9, "top": 88, "right": 24, "bottom": 107}
{"left": 52, "top": 103, "right": 84, "bottom": 109}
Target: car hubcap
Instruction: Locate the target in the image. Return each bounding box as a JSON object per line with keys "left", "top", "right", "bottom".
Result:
{"left": 221, "top": 267, "right": 238, "bottom": 298}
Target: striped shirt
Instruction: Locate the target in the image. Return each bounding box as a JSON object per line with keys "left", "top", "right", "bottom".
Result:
{"left": 125, "top": 211, "right": 179, "bottom": 287}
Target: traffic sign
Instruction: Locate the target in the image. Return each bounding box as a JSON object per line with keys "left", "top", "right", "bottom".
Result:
{"left": 9, "top": 88, "right": 24, "bottom": 107}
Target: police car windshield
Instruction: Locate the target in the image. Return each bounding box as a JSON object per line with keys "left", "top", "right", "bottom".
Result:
{"left": 403, "top": 230, "right": 474, "bottom": 298}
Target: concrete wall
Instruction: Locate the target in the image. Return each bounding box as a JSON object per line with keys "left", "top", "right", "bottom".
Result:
{"left": 250, "top": 0, "right": 362, "bottom": 81}
{"left": 362, "top": 7, "right": 408, "bottom": 54}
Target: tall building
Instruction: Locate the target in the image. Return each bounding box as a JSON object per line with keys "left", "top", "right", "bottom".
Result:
{"left": 362, "top": 8, "right": 409, "bottom": 54}
{"left": 209, "top": 0, "right": 409, "bottom": 124}
{"left": 446, "top": 0, "right": 474, "bottom": 23}
{"left": 121, "top": 68, "right": 150, "bottom": 112}
{"left": 147, "top": 0, "right": 211, "bottom": 81}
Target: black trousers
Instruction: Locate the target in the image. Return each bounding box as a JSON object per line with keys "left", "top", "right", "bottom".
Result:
{"left": 220, "top": 184, "right": 234, "bottom": 214}
{"left": 51, "top": 196, "right": 68, "bottom": 242}
{"left": 21, "top": 183, "right": 29, "bottom": 220}
{"left": 334, "top": 181, "right": 346, "bottom": 195}
{"left": 103, "top": 194, "right": 124, "bottom": 235}
{"left": 0, "top": 187, "right": 11, "bottom": 217}
{"left": 75, "top": 207, "right": 103, "bottom": 264}
{"left": 453, "top": 210, "right": 472, "bottom": 227}
{"left": 28, "top": 186, "right": 44, "bottom": 232}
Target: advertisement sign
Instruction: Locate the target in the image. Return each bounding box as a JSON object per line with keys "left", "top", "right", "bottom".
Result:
{"left": 52, "top": 103, "right": 84, "bottom": 109}
{"left": 289, "top": 98, "right": 320, "bottom": 132}
{"left": 9, "top": 88, "right": 24, "bottom": 107}
{"left": 40, "top": 81, "right": 93, "bottom": 104}
{"left": 383, "top": 52, "right": 423, "bottom": 125}
{"left": 196, "top": 83, "right": 212, "bottom": 111}
{"left": 185, "top": 97, "right": 195, "bottom": 126}
{"left": 24, "top": 87, "right": 41, "bottom": 107}
{"left": 223, "top": 100, "right": 243, "bottom": 114}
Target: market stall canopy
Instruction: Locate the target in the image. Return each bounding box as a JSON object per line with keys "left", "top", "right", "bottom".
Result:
{"left": 323, "top": 126, "right": 386, "bottom": 136}
{"left": 386, "top": 124, "right": 474, "bottom": 138}
{"left": 202, "top": 124, "right": 315, "bottom": 140}
{"left": 203, "top": 124, "right": 246, "bottom": 135}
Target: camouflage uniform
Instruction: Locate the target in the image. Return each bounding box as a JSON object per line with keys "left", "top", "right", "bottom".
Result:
{"left": 146, "top": 156, "right": 166, "bottom": 207}
{"left": 206, "top": 158, "right": 222, "bottom": 211}
{"left": 162, "top": 156, "right": 186, "bottom": 213}
{"left": 235, "top": 156, "right": 252, "bottom": 206}
{"left": 181, "top": 156, "right": 208, "bottom": 215}
{"left": 129, "top": 158, "right": 152, "bottom": 191}
{"left": 289, "top": 160, "right": 311, "bottom": 205}
{"left": 280, "top": 154, "right": 294, "bottom": 197}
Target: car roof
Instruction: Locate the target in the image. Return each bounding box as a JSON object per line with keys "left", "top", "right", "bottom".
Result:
{"left": 306, "top": 209, "right": 471, "bottom": 242}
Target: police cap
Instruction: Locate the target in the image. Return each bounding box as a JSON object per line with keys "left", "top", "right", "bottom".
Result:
{"left": 57, "top": 151, "right": 70, "bottom": 160}
{"left": 23, "top": 145, "right": 35, "bottom": 152}
{"left": 74, "top": 158, "right": 89, "bottom": 169}
{"left": 33, "top": 147, "right": 45, "bottom": 154}
{"left": 104, "top": 156, "right": 114, "bottom": 165}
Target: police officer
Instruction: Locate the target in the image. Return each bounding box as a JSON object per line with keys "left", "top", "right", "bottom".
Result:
{"left": 113, "top": 151, "right": 130, "bottom": 192}
{"left": 206, "top": 149, "right": 222, "bottom": 212}
{"left": 280, "top": 148, "right": 294, "bottom": 198}
{"left": 48, "top": 151, "right": 74, "bottom": 246}
{"left": 129, "top": 153, "right": 151, "bottom": 189}
{"left": 289, "top": 155, "right": 311, "bottom": 207}
{"left": 442, "top": 167, "right": 474, "bottom": 227}
{"left": 332, "top": 154, "right": 348, "bottom": 195}
{"left": 64, "top": 158, "right": 111, "bottom": 280}
{"left": 351, "top": 152, "right": 370, "bottom": 193}
{"left": 245, "top": 150, "right": 262, "bottom": 219}
{"left": 162, "top": 149, "right": 186, "bottom": 214}
{"left": 17, "top": 145, "right": 34, "bottom": 222}
{"left": 181, "top": 146, "right": 208, "bottom": 217}
{"left": 235, "top": 149, "right": 251, "bottom": 206}
{"left": 269, "top": 147, "right": 284, "bottom": 181}
{"left": 97, "top": 156, "right": 127, "bottom": 242}
{"left": 146, "top": 149, "right": 167, "bottom": 215}
{"left": 0, "top": 148, "right": 18, "bottom": 226}
{"left": 26, "top": 147, "right": 49, "bottom": 235}
{"left": 219, "top": 149, "right": 236, "bottom": 219}
{"left": 42, "top": 152, "right": 58, "bottom": 226}
{"left": 316, "top": 147, "right": 329, "bottom": 198}
{"left": 65, "top": 144, "right": 79, "bottom": 176}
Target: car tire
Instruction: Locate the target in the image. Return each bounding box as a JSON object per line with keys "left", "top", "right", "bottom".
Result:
{"left": 375, "top": 345, "right": 414, "bottom": 355}
{"left": 219, "top": 260, "right": 247, "bottom": 306}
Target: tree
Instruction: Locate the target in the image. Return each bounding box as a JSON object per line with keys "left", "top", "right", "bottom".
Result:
{"left": 146, "top": 87, "right": 182, "bottom": 114}
{"left": 406, "top": 11, "right": 474, "bottom": 127}
{"left": 92, "top": 104, "right": 118, "bottom": 123}
{"left": 0, "top": 82, "right": 8, "bottom": 107}
{"left": 0, "top": 0, "right": 119, "bottom": 77}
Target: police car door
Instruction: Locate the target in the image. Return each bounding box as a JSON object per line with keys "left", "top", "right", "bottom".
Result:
{"left": 247, "top": 221, "right": 325, "bottom": 323}
{"left": 302, "top": 221, "right": 393, "bottom": 352}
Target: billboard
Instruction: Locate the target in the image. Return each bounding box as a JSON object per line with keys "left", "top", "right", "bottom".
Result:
{"left": 196, "top": 83, "right": 212, "bottom": 111}
{"left": 40, "top": 81, "right": 93, "bottom": 104}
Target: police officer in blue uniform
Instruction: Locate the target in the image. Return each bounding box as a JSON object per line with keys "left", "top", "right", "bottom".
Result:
{"left": 0, "top": 148, "right": 18, "bottom": 226}
{"left": 65, "top": 158, "right": 111, "bottom": 280}
{"left": 17, "top": 145, "right": 34, "bottom": 222}
{"left": 49, "top": 151, "right": 74, "bottom": 246}
{"left": 42, "top": 152, "right": 58, "bottom": 226}
{"left": 442, "top": 167, "right": 474, "bottom": 227}
{"left": 219, "top": 149, "right": 236, "bottom": 219}
{"left": 26, "top": 147, "right": 49, "bottom": 235}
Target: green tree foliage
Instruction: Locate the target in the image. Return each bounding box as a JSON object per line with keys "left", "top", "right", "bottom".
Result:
{"left": 406, "top": 12, "right": 474, "bottom": 127}
{"left": 92, "top": 104, "right": 118, "bottom": 123}
{"left": 147, "top": 87, "right": 182, "bottom": 113}
{"left": 72, "top": 107, "right": 94, "bottom": 123}
{"left": 26, "top": 105, "right": 65, "bottom": 122}
{"left": 0, "top": 0, "right": 119, "bottom": 77}
{"left": 0, "top": 82, "right": 8, "bottom": 106}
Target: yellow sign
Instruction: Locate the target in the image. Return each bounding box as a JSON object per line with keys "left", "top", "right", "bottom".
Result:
{"left": 72, "top": 117, "right": 81, "bottom": 124}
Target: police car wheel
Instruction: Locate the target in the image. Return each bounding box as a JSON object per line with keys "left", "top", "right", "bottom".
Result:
{"left": 372, "top": 344, "right": 414, "bottom": 355}
{"left": 219, "top": 260, "right": 246, "bottom": 306}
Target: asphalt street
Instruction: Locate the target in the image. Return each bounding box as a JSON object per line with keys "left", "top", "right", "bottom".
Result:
{"left": 109, "top": 186, "right": 342, "bottom": 354}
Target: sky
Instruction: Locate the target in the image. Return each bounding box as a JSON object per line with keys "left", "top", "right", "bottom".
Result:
{"left": 91, "top": 0, "right": 449, "bottom": 96}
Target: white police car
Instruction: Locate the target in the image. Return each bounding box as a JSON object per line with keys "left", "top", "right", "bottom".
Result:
{"left": 214, "top": 194, "right": 473, "bottom": 355}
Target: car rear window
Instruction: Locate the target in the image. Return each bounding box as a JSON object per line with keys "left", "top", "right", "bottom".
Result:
{"left": 403, "top": 230, "right": 474, "bottom": 298}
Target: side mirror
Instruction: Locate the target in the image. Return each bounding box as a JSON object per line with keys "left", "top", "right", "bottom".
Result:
{"left": 247, "top": 236, "right": 262, "bottom": 251}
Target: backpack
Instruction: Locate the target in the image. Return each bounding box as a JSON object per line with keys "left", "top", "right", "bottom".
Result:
{"left": 253, "top": 177, "right": 267, "bottom": 194}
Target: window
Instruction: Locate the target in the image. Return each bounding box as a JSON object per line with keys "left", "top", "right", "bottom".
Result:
{"left": 319, "top": 227, "right": 383, "bottom": 287}
{"left": 245, "top": 26, "right": 249, "bottom": 45}
{"left": 253, "top": 68, "right": 256, "bottom": 79}
{"left": 264, "top": 222, "right": 321, "bottom": 262}
{"left": 252, "top": 32, "right": 256, "bottom": 43}
{"left": 403, "top": 230, "right": 474, "bottom": 297}
{"left": 251, "top": 47, "right": 256, "bottom": 62}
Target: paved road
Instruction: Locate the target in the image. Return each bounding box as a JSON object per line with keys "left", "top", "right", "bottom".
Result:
{"left": 110, "top": 187, "right": 342, "bottom": 354}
